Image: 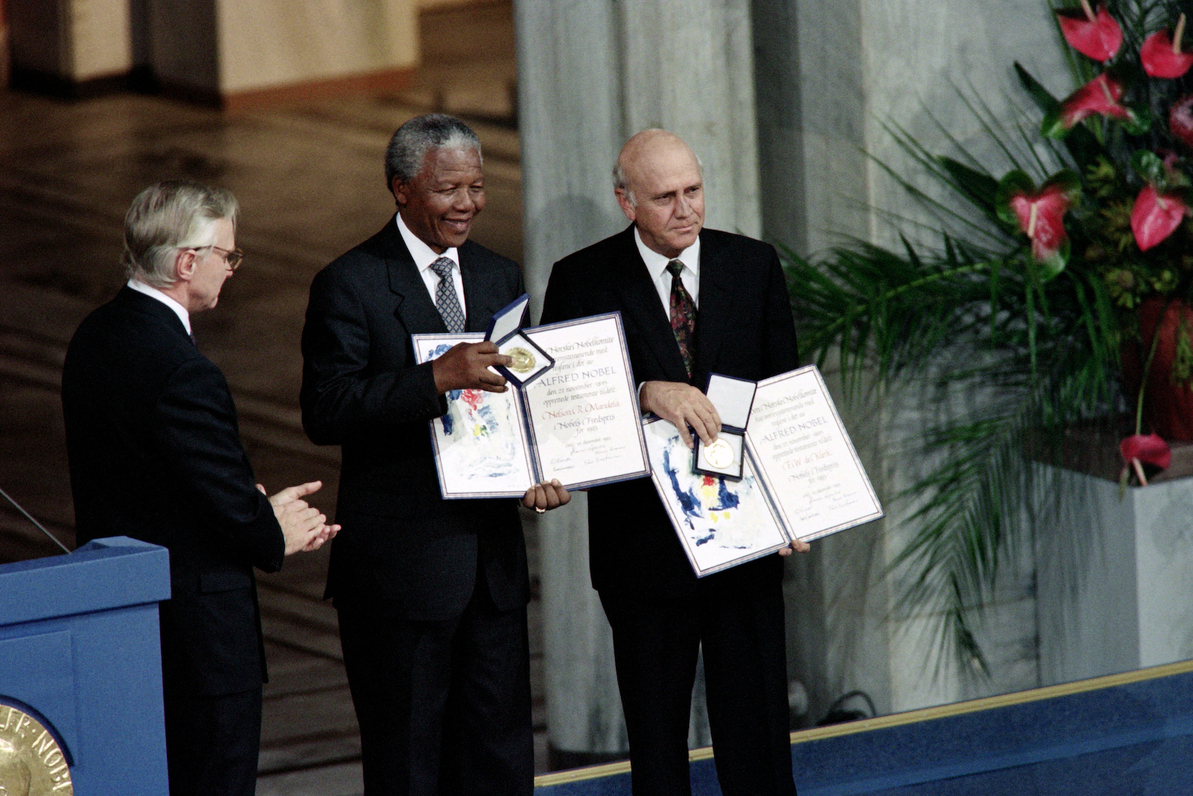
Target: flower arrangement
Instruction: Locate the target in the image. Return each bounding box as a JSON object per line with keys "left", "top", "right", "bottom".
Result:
{"left": 782, "top": 0, "right": 1193, "bottom": 674}
{"left": 1011, "top": 1, "right": 1193, "bottom": 288}
{"left": 1002, "top": 0, "right": 1193, "bottom": 482}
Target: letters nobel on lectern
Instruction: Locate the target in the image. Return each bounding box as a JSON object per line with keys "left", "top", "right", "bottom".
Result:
{"left": 414, "top": 310, "right": 650, "bottom": 498}
{"left": 644, "top": 365, "right": 883, "bottom": 577}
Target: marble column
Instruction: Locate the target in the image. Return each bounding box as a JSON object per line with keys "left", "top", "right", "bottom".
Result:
{"left": 515, "top": 0, "right": 763, "bottom": 764}
{"left": 751, "top": 0, "right": 882, "bottom": 727}
{"left": 514, "top": 0, "right": 628, "bottom": 765}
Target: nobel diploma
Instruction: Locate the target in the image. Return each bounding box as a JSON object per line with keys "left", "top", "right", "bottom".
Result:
{"left": 746, "top": 366, "right": 883, "bottom": 541}
{"left": 415, "top": 312, "right": 649, "bottom": 498}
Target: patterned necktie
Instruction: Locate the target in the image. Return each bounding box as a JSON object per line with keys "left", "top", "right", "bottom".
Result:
{"left": 430, "top": 257, "right": 466, "bottom": 333}
{"left": 667, "top": 259, "right": 697, "bottom": 378}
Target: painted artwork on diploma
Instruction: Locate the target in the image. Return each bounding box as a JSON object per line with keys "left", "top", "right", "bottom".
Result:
{"left": 414, "top": 334, "right": 536, "bottom": 497}
{"left": 643, "top": 417, "right": 790, "bottom": 576}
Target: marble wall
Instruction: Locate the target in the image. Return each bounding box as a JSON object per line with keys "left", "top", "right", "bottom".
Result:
{"left": 859, "top": 0, "right": 1067, "bottom": 713}
{"left": 800, "top": 0, "right": 1068, "bottom": 715}
{"left": 750, "top": 0, "right": 1072, "bottom": 718}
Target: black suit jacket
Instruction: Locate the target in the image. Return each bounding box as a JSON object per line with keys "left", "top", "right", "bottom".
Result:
{"left": 62, "top": 286, "right": 285, "bottom": 696}
{"left": 300, "top": 219, "right": 528, "bottom": 620}
{"left": 541, "top": 226, "right": 799, "bottom": 597}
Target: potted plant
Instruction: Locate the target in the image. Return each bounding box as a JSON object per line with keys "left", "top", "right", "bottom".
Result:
{"left": 784, "top": 0, "right": 1193, "bottom": 674}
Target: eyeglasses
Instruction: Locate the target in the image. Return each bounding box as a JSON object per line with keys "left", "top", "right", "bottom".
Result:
{"left": 206, "top": 245, "right": 245, "bottom": 271}
{"left": 185, "top": 244, "right": 245, "bottom": 271}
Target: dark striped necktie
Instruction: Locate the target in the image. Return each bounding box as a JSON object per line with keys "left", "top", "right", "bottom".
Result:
{"left": 667, "top": 259, "right": 696, "bottom": 378}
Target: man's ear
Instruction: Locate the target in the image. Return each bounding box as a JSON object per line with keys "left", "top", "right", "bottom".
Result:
{"left": 392, "top": 176, "right": 409, "bottom": 209}
{"left": 173, "top": 248, "right": 196, "bottom": 283}
{"left": 614, "top": 189, "right": 637, "bottom": 224}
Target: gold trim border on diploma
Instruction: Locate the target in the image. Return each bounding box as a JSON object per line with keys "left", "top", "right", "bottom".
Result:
{"left": 0, "top": 700, "right": 73, "bottom": 795}
{"left": 533, "top": 658, "right": 1193, "bottom": 787}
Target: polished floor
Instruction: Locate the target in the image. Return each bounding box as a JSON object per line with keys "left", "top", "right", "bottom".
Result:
{"left": 0, "top": 3, "right": 548, "bottom": 792}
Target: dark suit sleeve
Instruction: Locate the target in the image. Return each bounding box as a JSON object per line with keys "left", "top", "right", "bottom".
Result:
{"left": 153, "top": 357, "right": 285, "bottom": 573}
{"left": 301, "top": 263, "right": 444, "bottom": 445}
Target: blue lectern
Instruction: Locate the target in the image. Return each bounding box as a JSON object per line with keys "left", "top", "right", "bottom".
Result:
{"left": 0, "top": 536, "right": 171, "bottom": 794}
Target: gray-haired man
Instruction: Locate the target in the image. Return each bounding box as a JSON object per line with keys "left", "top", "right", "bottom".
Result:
{"left": 62, "top": 180, "right": 338, "bottom": 796}
{"left": 301, "top": 114, "right": 567, "bottom": 794}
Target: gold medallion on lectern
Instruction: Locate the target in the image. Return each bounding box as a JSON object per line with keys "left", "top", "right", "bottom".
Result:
{"left": 507, "top": 346, "right": 536, "bottom": 374}
{"left": 0, "top": 702, "right": 73, "bottom": 795}
{"left": 704, "top": 438, "right": 734, "bottom": 469}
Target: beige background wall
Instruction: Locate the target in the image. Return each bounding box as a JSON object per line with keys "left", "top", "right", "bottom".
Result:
{"left": 8, "top": 0, "right": 422, "bottom": 99}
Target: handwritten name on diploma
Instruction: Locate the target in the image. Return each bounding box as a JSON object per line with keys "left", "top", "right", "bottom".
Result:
{"left": 543, "top": 399, "right": 622, "bottom": 431}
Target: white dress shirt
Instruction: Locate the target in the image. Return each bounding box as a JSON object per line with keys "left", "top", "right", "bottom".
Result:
{"left": 128, "top": 278, "right": 192, "bottom": 336}
{"left": 397, "top": 214, "right": 468, "bottom": 317}
{"left": 633, "top": 226, "right": 700, "bottom": 313}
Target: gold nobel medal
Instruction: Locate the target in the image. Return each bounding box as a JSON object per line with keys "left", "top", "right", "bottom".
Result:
{"left": 0, "top": 702, "right": 73, "bottom": 795}
{"left": 704, "top": 438, "right": 734, "bottom": 469}
{"left": 507, "top": 346, "right": 536, "bottom": 374}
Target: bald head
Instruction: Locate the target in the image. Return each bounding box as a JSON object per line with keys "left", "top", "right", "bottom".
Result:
{"left": 613, "top": 129, "right": 705, "bottom": 258}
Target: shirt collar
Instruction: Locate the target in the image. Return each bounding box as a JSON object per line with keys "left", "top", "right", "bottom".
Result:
{"left": 633, "top": 226, "right": 700, "bottom": 280}
{"left": 127, "top": 278, "right": 191, "bottom": 335}
{"left": 396, "top": 213, "right": 460, "bottom": 272}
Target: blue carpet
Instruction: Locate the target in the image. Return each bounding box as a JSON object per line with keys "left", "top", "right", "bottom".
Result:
{"left": 535, "top": 661, "right": 1193, "bottom": 795}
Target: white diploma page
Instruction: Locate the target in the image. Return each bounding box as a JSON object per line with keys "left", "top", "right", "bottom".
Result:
{"left": 643, "top": 417, "right": 790, "bottom": 577}
{"left": 746, "top": 365, "right": 883, "bottom": 541}
{"left": 521, "top": 313, "right": 650, "bottom": 489}
{"left": 413, "top": 333, "right": 536, "bottom": 498}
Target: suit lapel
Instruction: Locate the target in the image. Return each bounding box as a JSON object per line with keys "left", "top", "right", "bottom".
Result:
{"left": 459, "top": 244, "right": 508, "bottom": 334}
{"left": 610, "top": 227, "right": 689, "bottom": 382}
{"left": 693, "top": 231, "right": 735, "bottom": 374}
{"left": 378, "top": 222, "right": 450, "bottom": 335}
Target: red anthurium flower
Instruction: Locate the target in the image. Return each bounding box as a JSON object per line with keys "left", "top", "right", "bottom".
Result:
{"left": 1120, "top": 433, "right": 1171, "bottom": 486}
{"left": 996, "top": 170, "right": 1080, "bottom": 277}
{"left": 1130, "top": 184, "right": 1188, "bottom": 251}
{"left": 1057, "top": 72, "right": 1131, "bottom": 130}
{"left": 1009, "top": 189, "right": 1070, "bottom": 262}
{"left": 1142, "top": 14, "right": 1193, "bottom": 78}
{"left": 1171, "top": 94, "right": 1193, "bottom": 147}
{"left": 1057, "top": 0, "right": 1123, "bottom": 62}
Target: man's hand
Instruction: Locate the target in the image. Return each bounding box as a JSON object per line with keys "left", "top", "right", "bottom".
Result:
{"left": 639, "top": 380, "right": 720, "bottom": 449}
{"left": 522, "top": 479, "right": 571, "bottom": 513}
{"left": 432, "top": 341, "right": 513, "bottom": 395}
{"left": 779, "top": 537, "right": 811, "bottom": 556}
{"left": 261, "top": 481, "right": 340, "bottom": 555}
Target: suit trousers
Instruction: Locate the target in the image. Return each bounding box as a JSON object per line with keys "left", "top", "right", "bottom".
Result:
{"left": 336, "top": 575, "right": 534, "bottom": 796}
{"left": 163, "top": 685, "right": 263, "bottom": 796}
{"left": 600, "top": 566, "right": 797, "bottom": 796}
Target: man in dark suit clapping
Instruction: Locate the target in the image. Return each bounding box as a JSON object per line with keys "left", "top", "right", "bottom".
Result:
{"left": 300, "top": 114, "right": 568, "bottom": 795}
{"left": 61, "top": 180, "right": 339, "bottom": 796}
{"left": 541, "top": 129, "right": 808, "bottom": 796}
